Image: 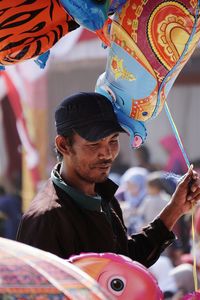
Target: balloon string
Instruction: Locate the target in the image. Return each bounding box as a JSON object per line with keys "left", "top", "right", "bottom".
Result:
{"left": 164, "top": 102, "right": 190, "bottom": 168}
{"left": 164, "top": 102, "right": 198, "bottom": 291}
{"left": 192, "top": 204, "right": 198, "bottom": 291}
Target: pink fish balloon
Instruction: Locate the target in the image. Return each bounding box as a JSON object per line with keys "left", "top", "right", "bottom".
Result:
{"left": 183, "top": 291, "right": 200, "bottom": 299}
{"left": 69, "top": 253, "right": 163, "bottom": 300}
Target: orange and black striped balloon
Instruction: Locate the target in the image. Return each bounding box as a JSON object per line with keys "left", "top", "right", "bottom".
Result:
{"left": 0, "top": 0, "right": 79, "bottom": 65}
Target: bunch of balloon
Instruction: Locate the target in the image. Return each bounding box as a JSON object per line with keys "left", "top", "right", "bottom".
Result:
{"left": 0, "top": 0, "right": 126, "bottom": 69}
{"left": 69, "top": 252, "right": 163, "bottom": 300}
{"left": 96, "top": 0, "right": 200, "bottom": 148}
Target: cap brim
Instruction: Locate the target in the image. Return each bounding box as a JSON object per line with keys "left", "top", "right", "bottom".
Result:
{"left": 74, "top": 121, "right": 125, "bottom": 142}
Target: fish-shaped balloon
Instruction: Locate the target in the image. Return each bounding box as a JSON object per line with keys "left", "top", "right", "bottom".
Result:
{"left": 69, "top": 252, "right": 163, "bottom": 300}
{"left": 96, "top": 0, "right": 200, "bottom": 148}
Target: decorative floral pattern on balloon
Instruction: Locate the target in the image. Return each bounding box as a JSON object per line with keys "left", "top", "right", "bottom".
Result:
{"left": 111, "top": 56, "right": 136, "bottom": 80}
{"left": 147, "top": 2, "right": 200, "bottom": 70}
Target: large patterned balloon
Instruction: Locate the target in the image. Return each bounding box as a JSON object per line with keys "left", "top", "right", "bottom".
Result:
{"left": 96, "top": 0, "right": 200, "bottom": 148}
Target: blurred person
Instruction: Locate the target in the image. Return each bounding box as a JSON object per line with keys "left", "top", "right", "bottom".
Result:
{"left": 0, "top": 186, "right": 6, "bottom": 236}
{"left": 166, "top": 240, "right": 184, "bottom": 267}
{"left": 16, "top": 92, "right": 200, "bottom": 267}
{"left": 136, "top": 172, "right": 171, "bottom": 228}
{"left": 150, "top": 171, "right": 178, "bottom": 196}
{"left": 115, "top": 167, "right": 148, "bottom": 233}
{"left": 176, "top": 214, "right": 191, "bottom": 254}
{"left": 160, "top": 135, "right": 188, "bottom": 175}
{"left": 108, "top": 171, "right": 121, "bottom": 185}
{"left": 116, "top": 167, "right": 148, "bottom": 206}
{"left": 150, "top": 248, "right": 200, "bottom": 299}
{"left": 149, "top": 255, "right": 178, "bottom": 298}
{"left": 166, "top": 246, "right": 200, "bottom": 298}
{"left": 0, "top": 184, "right": 22, "bottom": 240}
{"left": 169, "top": 263, "right": 199, "bottom": 296}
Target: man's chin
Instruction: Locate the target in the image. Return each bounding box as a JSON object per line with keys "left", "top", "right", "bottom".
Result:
{"left": 85, "top": 169, "right": 110, "bottom": 183}
{"left": 93, "top": 173, "right": 109, "bottom": 183}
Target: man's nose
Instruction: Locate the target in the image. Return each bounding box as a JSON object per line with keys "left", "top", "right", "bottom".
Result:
{"left": 98, "top": 145, "right": 112, "bottom": 159}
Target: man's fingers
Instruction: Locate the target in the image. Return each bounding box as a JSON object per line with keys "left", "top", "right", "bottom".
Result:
{"left": 180, "top": 165, "right": 200, "bottom": 190}
{"left": 179, "top": 164, "right": 193, "bottom": 187}
{"left": 187, "top": 190, "right": 200, "bottom": 202}
{"left": 187, "top": 170, "right": 200, "bottom": 195}
{"left": 192, "top": 171, "right": 198, "bottom": 180}
{"left": 189, "top": 180, "right": 200, "bottom": 193}
{"left": 188, "top": 195, "right": 200, "bottom": 206}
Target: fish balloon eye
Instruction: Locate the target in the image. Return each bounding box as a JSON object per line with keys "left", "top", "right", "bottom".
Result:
{"left": 111, "top": 279, "right": 124, "bottom": 291}
{"left": 108, "top": 276, "right": 126, "bottom": 295}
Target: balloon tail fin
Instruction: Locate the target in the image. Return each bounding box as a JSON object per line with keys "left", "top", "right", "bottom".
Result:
{"left": 34, "top": 50, "right": 50, "bottom": 69}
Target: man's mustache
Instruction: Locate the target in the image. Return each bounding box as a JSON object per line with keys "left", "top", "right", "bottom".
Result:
{"left": 94, "top": 159, "right": 113, "bottom": 166}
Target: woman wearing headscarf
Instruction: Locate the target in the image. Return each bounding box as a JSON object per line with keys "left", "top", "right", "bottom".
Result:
{"left": 115, "top": 167, "right": 148, "bottom": 233}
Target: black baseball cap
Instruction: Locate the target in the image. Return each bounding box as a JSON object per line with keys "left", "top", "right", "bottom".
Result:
{"left": 55, "top": 92, "right": 125, "bottom": 141}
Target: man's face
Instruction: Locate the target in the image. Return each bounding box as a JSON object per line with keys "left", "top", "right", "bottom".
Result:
{"left": 66, "top": 132, "right": 120, "bottom": 184}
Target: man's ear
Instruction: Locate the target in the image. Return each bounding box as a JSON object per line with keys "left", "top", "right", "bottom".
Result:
{"left": 55, "top": 135, "right": 70, "bottom": 155}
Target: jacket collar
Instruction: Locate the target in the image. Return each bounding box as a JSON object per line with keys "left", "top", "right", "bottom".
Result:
{"left": 51, "top": 163, "right": 118, "bottom": 210}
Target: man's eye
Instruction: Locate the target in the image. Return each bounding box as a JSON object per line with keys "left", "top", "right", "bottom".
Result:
{"left": 110, "top": 140, "right": 118, "bottom": 144}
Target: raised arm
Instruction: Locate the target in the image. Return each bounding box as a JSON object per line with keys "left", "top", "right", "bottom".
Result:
{"left": 158, "top": 165, "right": 200, "bottom": 231}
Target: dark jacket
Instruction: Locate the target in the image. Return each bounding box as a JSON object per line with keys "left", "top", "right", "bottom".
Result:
{"left": 16, "top": 178, "right": 175, "bottom": 267}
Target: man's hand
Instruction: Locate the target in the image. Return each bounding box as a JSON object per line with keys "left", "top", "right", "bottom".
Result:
{"left": 158, "top": 165, "right": 200, "bottom": 231}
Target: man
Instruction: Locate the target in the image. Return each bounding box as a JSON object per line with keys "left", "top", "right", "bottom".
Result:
{"left": 17, "top": 92, "right": 200, "bottom": 268}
